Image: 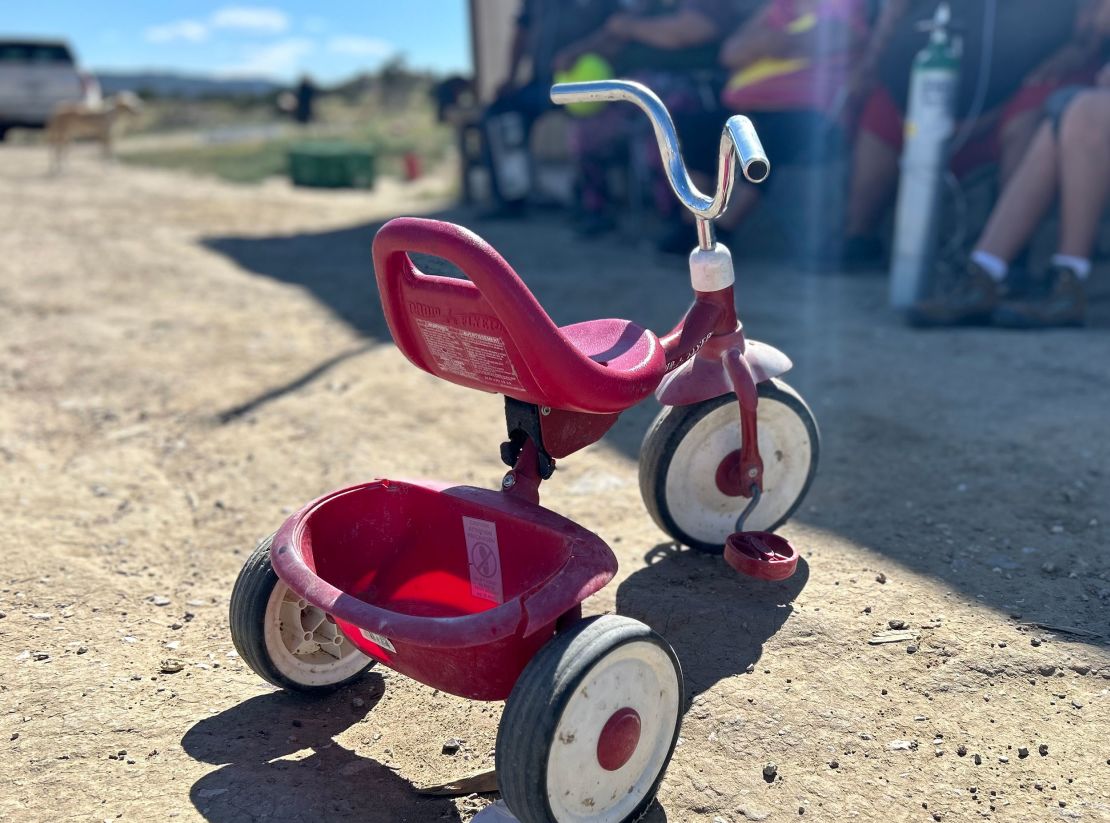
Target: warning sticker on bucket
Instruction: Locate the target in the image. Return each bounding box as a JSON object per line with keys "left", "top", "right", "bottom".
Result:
{"left": 359, "top": 628, "right": 396, "bottom": 653}
{"left": 462, "top": 516, "right": 504, "bottom": 604}
{"left": 414, "top": 319, "right": 523, "bottom": 391}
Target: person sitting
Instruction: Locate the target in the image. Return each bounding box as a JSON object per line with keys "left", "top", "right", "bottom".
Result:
{"left": 657, "top": 0, "right": 869, "bottom": 253}
{"left": 909, "top": 66, "right": 1110, "bottom": 328}
{"left": 481, "top": 0, "right": 616, "bottom": 216}
{"left": 553, "top": 0, "right": 759, "bottom": 237}
{"left": 835, "top": 0, "right": 1100, "bottom": 268}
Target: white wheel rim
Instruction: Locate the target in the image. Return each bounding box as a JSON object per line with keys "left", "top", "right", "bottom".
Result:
{"left": 664, "top": 397, "right": 812, "bottom": 545}
{"left": 546, "top": 641, "right": 680, "bottom": 823}
{"left": 262, "top": 581, "right": 370, "bottom": 687}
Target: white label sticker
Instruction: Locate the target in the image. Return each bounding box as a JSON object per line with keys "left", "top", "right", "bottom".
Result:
{"left": 414, "top": 319, "right": 523, "bottom": 390}
{"left": 463, "top": 516, "right": 504, "bottom": 604}
{"left": 359, "top": 628, "right": 396, "bottom": 653}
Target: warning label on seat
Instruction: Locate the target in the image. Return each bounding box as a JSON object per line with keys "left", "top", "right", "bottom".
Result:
{"left": 462, "top": 516, "right": 504, "bottom": 604}
{"left": 414, "top": 319, "right": 523, "bottom": 391}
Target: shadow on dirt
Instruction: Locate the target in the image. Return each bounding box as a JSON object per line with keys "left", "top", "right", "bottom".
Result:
{"left": 201, "top": 207, "right": 689, "bottom": 427}
{"left": 214, "top": 342, "right": 374, "bottom": 423}
{"left": 182, "top": 679, "right": 463, "bottom": 823}
{"left": 617, "top": 545, "right": 810, "bottom": 698}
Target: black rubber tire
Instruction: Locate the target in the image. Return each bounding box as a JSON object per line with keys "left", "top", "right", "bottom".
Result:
{"left": 228, "top": 534, "right": 374, "bottom": 694}
{"left": 639, "top": 378, "right": 820, "bottom": 554}
{"left": 496, "top": 615, "right": 684, "bottom": 823}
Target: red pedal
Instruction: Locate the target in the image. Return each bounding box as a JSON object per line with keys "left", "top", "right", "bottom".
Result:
{"left": 724, "top": 532, "right": 798, "bottom": 581}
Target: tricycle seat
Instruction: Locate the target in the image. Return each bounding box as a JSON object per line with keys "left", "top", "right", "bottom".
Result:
{"left": 372, "top": 218, "right": 665, "bottom": 414}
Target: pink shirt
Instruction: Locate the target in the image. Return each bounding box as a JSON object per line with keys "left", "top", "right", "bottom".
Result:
{"left": 723, "top": 0, "right": 867, "bottom": 115}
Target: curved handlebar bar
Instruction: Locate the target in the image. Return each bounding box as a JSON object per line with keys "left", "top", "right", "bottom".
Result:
{"left": 550, "top": 79, "right": 769, "bottom": 226}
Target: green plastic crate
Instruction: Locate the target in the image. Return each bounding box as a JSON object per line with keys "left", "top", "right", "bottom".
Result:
{"left": 288, "top": 142, "right": 376, "bottom": 189}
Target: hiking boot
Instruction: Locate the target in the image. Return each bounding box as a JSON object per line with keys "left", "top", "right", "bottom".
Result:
{"left": 992, "top": 265, "right": 1086, "bottom": 328}
{"left": 907, "top": 260, "right": 1002, "bottom": 327}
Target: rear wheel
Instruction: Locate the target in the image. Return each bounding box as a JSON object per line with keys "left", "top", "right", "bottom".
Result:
{"left": 639, "top": 379, "right": 819, "bottom": 553}
{"left": 497, "top": 615, "right": 683, "bottom": 823}
{"left": 229, "top": 534, "right": 373, "bottom": 693}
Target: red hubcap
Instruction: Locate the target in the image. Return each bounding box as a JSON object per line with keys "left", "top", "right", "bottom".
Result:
{"left": 715, "top": 449, "right": 744, "bottom": 496}
{"left": 596, "top": 707, "right": 641, "bottom": 771}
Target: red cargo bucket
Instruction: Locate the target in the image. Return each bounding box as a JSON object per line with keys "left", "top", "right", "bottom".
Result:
{"left": 270, "top": 479, "right": 617, "bottom": 700}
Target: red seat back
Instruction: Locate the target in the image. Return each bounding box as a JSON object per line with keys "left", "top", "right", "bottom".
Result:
{"left": 372, "top": 217, "right": 564, "bottom": 403}
{"left": 372, "top": 217, "right": 661, "bottom": 413}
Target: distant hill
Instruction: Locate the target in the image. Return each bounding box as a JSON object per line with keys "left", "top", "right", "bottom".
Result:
{"left": 96, "top": 72, "right": 282, "bottom": 99}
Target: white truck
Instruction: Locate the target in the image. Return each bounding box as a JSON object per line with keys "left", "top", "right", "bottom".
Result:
{"left": 0, "top": 38, "right": 99, "bottom": 140}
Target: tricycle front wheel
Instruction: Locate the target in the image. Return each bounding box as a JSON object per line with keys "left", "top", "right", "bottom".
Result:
{"left": 640, "top": 378, "right": 819, "bottom": 553}
{"left": 229, "top": 534, "right": 373, "bottom": 693}
{"left": 497, "top": 615, "right": 683, "bottom": 823}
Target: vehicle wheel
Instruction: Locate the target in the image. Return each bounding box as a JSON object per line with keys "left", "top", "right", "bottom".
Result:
{"left": 640, "top": 378, "right": 819, "bottom": 554}
{"left": 497, "top": 615, "right": 683, "bottom": 823}
{"left": 229, "top": 534, "right": 373, "bottom": 693}
{"left": 0, "top": 127, "right": 9, "bottom": 142}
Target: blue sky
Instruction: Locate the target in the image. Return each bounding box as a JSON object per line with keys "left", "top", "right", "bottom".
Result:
{"left": 4, "top": 2, "right": 471, "bottom": 80}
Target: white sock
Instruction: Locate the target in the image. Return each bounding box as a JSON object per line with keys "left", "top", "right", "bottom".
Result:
{"left": 1050, "top": 254, "right": 1091, "bottom": 280}
{"left": 970, "top": 250, "right": 1008, "bottom": 282}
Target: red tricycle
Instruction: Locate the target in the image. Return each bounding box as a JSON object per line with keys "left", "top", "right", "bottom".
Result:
{"left": 229, "top": 80, "right": 819, "bottom": 823}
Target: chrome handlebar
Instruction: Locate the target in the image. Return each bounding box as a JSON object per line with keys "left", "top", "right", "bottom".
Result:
{"left": 550, "top": 79, "right": 769, "bottom": 237}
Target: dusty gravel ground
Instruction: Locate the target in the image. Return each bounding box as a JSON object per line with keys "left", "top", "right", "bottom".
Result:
{"left": 1, "top": 144, "right": 1108, "bottom": 823}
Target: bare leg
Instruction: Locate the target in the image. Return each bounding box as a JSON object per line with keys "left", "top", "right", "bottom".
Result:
{"left": 974, "top": 122, "right": 1059, "bottom": 262}
{"left": 989, "top": 96, "right": 1106, "bottom": 328}
{"left": 1057, "top": 91, "right": 1110, "bottom": 258}
{"left": 844, "top": 130, "right": 899, "bottom": 236}
{"left": 997, "top": 108, "right": 1041, "bottom": 184}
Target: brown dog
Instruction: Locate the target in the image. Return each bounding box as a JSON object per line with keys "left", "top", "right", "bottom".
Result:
{"left": 46, "top": 91, "right": 141, "bottom": 172}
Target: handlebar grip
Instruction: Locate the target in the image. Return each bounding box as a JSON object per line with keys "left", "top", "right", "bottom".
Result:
{"left": 724, "top": 116, "right": 770, "bottom": 184}
{"left": 550, "top": 82, "right": 624, "bottom": 107}
{"left": 551, "top": 79, "right": 772, "bottom": 225}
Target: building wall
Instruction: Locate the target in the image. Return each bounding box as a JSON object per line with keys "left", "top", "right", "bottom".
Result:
{"left": 469, "top": 0, "right": 523, "bottom": 102}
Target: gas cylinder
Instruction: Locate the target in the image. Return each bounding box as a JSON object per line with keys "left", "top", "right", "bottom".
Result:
{"left": 889, "top": 2, "right": 961, "bottom": 308}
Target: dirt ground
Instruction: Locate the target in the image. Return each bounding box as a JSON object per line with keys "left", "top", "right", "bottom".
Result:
{"left": 1, "top": 143, "right": 1108, "bottom": 823}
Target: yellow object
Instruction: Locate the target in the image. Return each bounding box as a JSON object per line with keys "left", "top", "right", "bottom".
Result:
{"left": 725, "top": 11, "right": 817, "bottom": 91}
{"left": 726, "top": 57, "right": 809, "bottom": 91}
{"left": 786, "top": 12, "right": 817, "bottom": 33}
{"left": 554, "top": 53, "right": 613, "bottom": 117}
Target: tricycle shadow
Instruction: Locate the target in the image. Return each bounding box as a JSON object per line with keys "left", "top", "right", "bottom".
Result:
{"left": 616, "top": 543, "right": 809, "bottom": 697}
{"left": 182, "top": 678, "right": 463, "bottom": 823}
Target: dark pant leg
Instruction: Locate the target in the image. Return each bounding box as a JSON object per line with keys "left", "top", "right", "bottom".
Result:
{"left": 481, "top": 82, "right": 554, "bottom": 205}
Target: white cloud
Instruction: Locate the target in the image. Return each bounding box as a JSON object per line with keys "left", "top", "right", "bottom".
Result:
{"left": 219, "top": 37, "right": 315, "bottom": 78}
{"left": 327, "top": 35, "right": 394, "bottom": 59}
{"left": 144, "top": 19, "right": 209, "bottom": 44}
{"left": 210, "top": 6, "right": 290, "bottom": 35}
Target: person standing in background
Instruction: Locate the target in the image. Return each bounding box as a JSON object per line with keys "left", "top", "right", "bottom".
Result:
{"left": 481, "top": 0, "right": 616, "bottom": 217}
{"left": 294, "top": 75, "right": 317, "bottom": 125}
